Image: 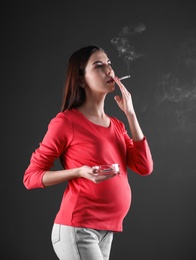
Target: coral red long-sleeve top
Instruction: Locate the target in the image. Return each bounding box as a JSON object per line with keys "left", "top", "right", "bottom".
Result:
{"left": 24, "top": 109, "right": 153, "bottom": 232}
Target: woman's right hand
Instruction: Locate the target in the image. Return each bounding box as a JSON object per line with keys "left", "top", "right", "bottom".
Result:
{"left": 79, "top": 165, "right": 117, "bottom": 183}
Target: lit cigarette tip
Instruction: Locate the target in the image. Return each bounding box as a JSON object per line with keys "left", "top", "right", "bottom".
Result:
{"left": 119, "top": 75, "right": 131, "bottom": 81}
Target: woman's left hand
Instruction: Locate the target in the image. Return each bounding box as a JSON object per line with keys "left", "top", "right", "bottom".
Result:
{"left": 113, "top": 76, "right": 135, "bottom": 115}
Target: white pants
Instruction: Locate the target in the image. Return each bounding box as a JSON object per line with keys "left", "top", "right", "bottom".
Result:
{"left": 51, "top": 224, "right": 114, "bottom": 260}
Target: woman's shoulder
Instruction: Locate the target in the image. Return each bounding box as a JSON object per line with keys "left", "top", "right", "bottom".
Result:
{"left": 48, "top": 109, "right": 76, "bottom": 127}
{"left": 108, "top": 116, "right": 126, "bottom": 133}
{"left": 52, "top": 108, "right": 78, "bottom": 121}
{"left": 49, "top": 108, "right": 84, "bottom": 129}
{"left": 109, "top": 115, "right": 124, "bottom": 126}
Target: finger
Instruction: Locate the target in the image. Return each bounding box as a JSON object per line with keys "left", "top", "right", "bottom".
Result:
{"left": 114, "top": 95, "right": 121, "bottom": 102}
{"left": 114, "top": 76, "right": 129, "bottom": 95}
{"left": 114, "top": 76, "right": 124, "bottom": 89}
{"left": 115, "top": 77, "right": 132, "bottom": 100}
{"left": 92, "top": 169, "right": 99, "bottom": 175}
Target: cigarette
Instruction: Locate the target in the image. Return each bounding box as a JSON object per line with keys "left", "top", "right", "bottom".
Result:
{"left": 119, "top": 75, "right": 131, "bottom": 81}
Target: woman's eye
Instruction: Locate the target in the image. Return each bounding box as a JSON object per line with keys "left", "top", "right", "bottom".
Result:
{"left": 95, "top": 63, "right": 112, "bottom": 69}
{"left": 95, "top": 64, "right": 102, "bottom": 69}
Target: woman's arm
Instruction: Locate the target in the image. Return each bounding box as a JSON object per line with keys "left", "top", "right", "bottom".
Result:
{"left": 113, "top": 76, "right": 153, "bottom": 175}
{"left": 114, "top": 76, "right": 144, "bottom": 141}
{"left": 24, "top": 164, "right": 116, "bottom": 189}
{"left": 42, "top": 165, "right": 115, "bottom": 187}
{"left": 41, "top": 168, "right": 81, "bottom": 187}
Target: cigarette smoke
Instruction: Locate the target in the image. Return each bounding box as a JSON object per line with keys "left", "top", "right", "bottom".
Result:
{"left": 154, "top": 29, "right": 196, "bottom": 132}
{"left": 111, "top": 23, "right": 146, "bottom": 70}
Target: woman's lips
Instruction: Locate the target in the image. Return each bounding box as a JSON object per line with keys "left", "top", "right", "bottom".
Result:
{"left": 106, "top": 78, "right": 114, "bottom": 83}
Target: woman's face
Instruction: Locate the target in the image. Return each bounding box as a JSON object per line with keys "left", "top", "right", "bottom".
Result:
{"left": 83, "top": 50, "right": 115, "bottom": 94}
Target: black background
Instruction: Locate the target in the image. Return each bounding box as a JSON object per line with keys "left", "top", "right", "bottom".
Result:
{"left": 1, "top": 0, "right": 196, "bottom": 259}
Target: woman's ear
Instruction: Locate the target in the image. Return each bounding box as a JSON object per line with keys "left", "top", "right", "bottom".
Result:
{"left": 79, "top": 76, "right": 85, "bottom": 88}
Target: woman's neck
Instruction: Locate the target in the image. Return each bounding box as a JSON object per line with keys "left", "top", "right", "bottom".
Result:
{"left": 78, "top": 105, "right": 105, "bottom": 118}
{"left": 78, "top": 98, "right": 106, "bottom": 118}
{"left": 77, "top": 99, "right": 110, "bottom": 127}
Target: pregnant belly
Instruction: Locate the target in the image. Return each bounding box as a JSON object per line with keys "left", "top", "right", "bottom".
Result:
{"left": 74, "top": 174, "right": 132, "bottom": 222}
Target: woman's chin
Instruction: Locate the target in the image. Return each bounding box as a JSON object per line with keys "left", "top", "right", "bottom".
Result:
{"left": 109, "top": 85, "right": 115, "bottom": 92}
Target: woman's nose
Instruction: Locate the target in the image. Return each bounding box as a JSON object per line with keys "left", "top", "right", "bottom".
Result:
{"left": 105, "top": 65, "right": 112, "bottom": 74}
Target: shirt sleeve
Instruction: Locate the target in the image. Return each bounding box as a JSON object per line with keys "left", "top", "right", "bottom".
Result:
{"left": 125, "top": 134, "right": 153, "bottom": 175}
{"left": 23, "top": 112, "right": 73, "bottom": 189}
{"left": 115, "top": 118, "right": 153, "bottom": 175}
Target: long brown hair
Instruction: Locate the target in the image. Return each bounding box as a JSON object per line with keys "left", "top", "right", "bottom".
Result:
{"left": 61, "top": 45, "right": 105, "bottom": 111}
